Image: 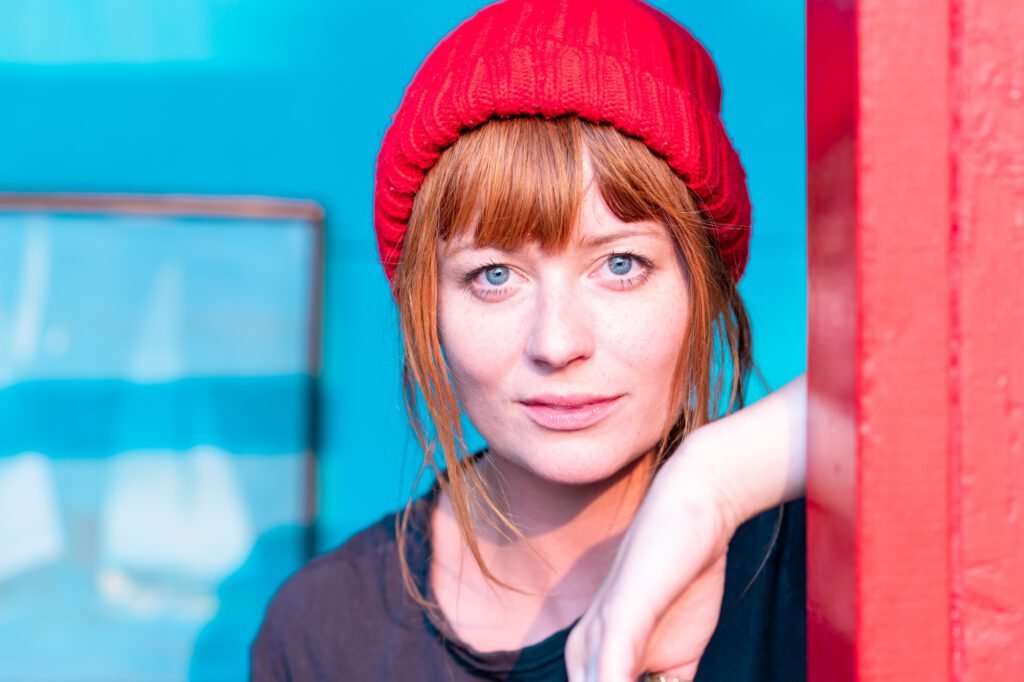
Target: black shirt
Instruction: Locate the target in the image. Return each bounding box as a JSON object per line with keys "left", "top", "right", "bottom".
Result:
{"left": 251, "top": 487, "right": 806, "bottom": 681}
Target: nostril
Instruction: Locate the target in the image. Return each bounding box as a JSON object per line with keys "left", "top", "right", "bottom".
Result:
{"left": 525, "top": 307, "right": 593, "bottom": 370}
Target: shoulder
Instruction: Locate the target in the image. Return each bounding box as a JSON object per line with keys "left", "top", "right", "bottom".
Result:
{"left": 252, "top": 511, "right": 398, "bottom": 635}
{"left": 269, "top": 514, "right": 399, "bottom": 616}
{"left": 251, "top": 500, "right": 432, "bottom": 681}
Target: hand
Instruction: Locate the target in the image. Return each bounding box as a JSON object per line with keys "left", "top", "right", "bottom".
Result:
{"left": 565, "top": 442, "right": 740, "bottom": 682}
{"left": 565, "top": 375, "right": 807, "bottom": 682}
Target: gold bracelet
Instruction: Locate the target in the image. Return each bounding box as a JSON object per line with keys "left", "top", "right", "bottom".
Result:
{"left": 643, "top": 675, "right": 693, "bottom": 682}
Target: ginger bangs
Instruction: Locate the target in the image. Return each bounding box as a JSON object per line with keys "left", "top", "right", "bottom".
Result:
{"left": 428, "top": 116, "right": 581, "bottom": 253}
{"left": 421, "top": 115, "right": 706, "bottom": 258}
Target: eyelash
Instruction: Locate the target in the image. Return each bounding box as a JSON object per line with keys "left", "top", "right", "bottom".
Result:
{"left": 461, "top": 252, "right": 656, "bottom": 298}
{"left": 461, "top": 259, "right": 508, "bottom": 299}
{"left": 607, "top": 250, "right": 655, "bottom": 290}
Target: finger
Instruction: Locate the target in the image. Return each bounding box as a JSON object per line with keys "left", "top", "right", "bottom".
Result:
{"left": 576, "top": 459, "right": 731, "bottom": 680}
{"left": 597, "top": 495, "right": 718, "bottom": 634}
{"left": 567, "top": 612, "right": 640, "bottom": 682}
{"left": 586, "top": 496, "right": 724, "bottom": 678}
{"left": 589, "top": 613, "right": 648, "bottom": 682}
{"left": 573, "top": 532, "right": 716, "bottom": 675}
{"left": 564, "top": 626, "right": 587, "bottom": 682}
{"left": 566, "top": 616, "right": 614, "bottom": 682}
{"left": 639, "top": 553, "right": 725, "bottom": 673}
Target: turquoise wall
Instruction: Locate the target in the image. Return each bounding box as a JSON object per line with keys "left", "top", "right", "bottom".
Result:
{"left": 0, "top": 1, "right": 805, "bottom": 679}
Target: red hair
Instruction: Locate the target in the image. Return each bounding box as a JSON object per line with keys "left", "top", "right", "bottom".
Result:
{"left": 393, "top": 115, "right": 753, "bottom": 600}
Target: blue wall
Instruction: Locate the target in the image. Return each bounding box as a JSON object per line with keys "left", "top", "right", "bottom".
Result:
{"left": 0, "top": 1, "right": 805, "bottom": 679}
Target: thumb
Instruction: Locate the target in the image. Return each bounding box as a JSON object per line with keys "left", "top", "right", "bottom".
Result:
{"left": 566, "top": 609, "right": 646, "bottom": 682}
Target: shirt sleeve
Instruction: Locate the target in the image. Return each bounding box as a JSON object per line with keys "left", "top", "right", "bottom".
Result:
{"left": 250, "top": 606, "right": 293, "bottom": 682}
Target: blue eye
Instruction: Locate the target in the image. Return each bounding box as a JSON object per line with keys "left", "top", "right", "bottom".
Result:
{"left": 484, "top": 265, "right": 510, "bottom": 285}
{"left": 607, "top": 255, "right": 634, "bottom": 276}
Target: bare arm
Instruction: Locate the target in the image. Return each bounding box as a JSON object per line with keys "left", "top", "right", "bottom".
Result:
{"left": 680, "top": 373, "right": 807, "bottom": 530}
{"left": 565, "top": 374, "right": 807, "bottom": 682}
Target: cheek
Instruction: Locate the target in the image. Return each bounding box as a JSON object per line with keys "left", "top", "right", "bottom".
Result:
{"left": 437, "top": 293, "right": 523, "bottom": 400}
{"left": 596, "top": 283, "right": 689, "bottom": 442}
{"left": 602, "top": 279, "right": 689, "bottom": 383}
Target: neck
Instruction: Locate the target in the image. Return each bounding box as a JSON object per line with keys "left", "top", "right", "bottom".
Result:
{"left": 430, "top": 450, "right": 656, "bottom": 650}
{"left": 429, "top": 450, "right": 656, "bottom": 651}
{"left": 436, "top": 450, "right": 655, "bottom": 598}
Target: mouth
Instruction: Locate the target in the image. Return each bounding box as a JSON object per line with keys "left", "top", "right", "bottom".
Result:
{"left": 518, "top": 394, "right": 624, "bottom": 432}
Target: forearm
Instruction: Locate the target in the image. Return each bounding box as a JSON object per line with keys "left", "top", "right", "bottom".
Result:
{"left": 668, "top": 374, "right": 807, "bottom": 528}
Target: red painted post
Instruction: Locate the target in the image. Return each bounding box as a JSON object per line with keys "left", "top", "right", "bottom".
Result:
{"left": 807, "top": 0, "right": 1024, "bottom": 679}
{"left": 954, "top": 1, "right": 1024, "bottom": 678}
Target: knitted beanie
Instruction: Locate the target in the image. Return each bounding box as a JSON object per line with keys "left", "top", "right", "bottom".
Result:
{"left": 375, "top": 0, "right": 751, "bottom": 282}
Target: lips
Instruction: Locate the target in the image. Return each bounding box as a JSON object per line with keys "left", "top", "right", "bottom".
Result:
{"left": 518, "top": 394, "right": 624, "bottom": 431}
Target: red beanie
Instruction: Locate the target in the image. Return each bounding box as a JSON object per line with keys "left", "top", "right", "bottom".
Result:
{"left": 374, "top": 0, "right": 751, "bottom": 283}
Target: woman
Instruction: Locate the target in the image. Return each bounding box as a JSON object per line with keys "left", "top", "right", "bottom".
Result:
{"left": 253, "top": 1, "right": 806, "bottom": 680}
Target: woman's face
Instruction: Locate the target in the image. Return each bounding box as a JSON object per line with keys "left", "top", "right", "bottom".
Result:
{"left": 437, "top": 174, "right": 690, "bottom": 486}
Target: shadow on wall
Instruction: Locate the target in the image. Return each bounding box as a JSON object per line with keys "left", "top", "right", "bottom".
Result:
{"left": 189, "top": 523, "right": 309, "bottom": 681}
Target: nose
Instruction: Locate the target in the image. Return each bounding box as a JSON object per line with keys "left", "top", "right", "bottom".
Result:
{"left": 524, "top": 278, "right": 594, "bottom": 371}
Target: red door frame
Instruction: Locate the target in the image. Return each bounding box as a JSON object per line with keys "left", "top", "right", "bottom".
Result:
{"left": 807, "top": 0, "right": 1024, "bottom": 679}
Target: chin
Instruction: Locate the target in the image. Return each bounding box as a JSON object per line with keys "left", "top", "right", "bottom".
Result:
{"left": 494, "top": 435, "right": 652, "bottom": 487}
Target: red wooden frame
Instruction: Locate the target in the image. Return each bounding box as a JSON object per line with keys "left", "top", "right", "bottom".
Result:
{"left": 807, "top": 0, "right": 1024, "bottom": 679}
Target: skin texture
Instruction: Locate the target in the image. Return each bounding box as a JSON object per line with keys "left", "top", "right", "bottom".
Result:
{"left": 436, "top": 176, "right": 690, "bottom": 488}
{"left": 429, "top": 170, "right": 691, "bottom": 652}
{"left": 565, "top": 375, "right": 807, "bottom": 681}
